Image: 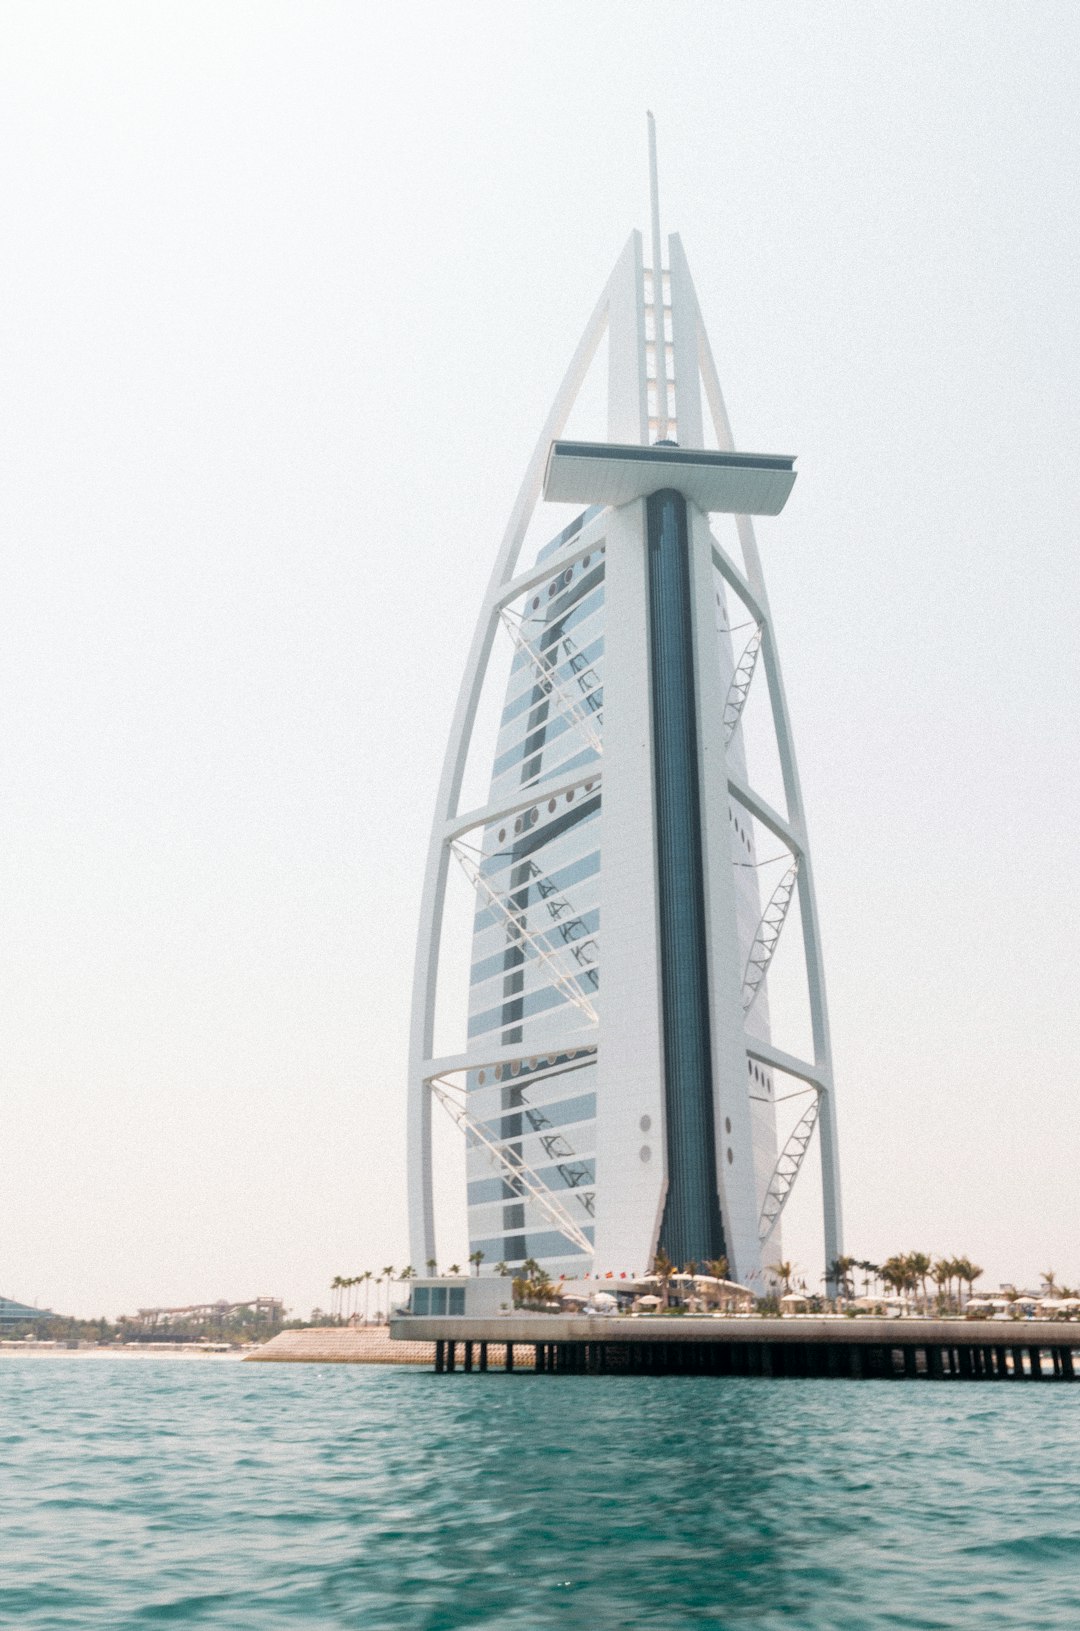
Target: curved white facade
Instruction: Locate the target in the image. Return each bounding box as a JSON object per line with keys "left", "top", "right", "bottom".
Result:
{"left": 407, "top": 154, "right": 842, "bottom": 1289}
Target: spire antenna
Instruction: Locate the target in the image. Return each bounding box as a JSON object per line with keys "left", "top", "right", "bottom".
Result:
{"left": 646, "top": 111, "right": 669, "bottom": 440}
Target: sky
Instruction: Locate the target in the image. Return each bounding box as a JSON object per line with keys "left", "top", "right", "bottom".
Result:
{"left": 2, "top": 2, "right": 1079, "bottom": 1319}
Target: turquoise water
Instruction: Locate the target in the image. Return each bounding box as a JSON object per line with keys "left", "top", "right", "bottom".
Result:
{"left": 3, "top": 1358, "right": 1080, "bottom": 1628}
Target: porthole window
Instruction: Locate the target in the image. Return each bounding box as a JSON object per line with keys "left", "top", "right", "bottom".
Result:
{"left": 548, "top": 799, "right": 556, "bottom": 812}
{"left": 498, "top": 828, "right": 506, "bottom": 843}
{"left": 478, "top": 1071, "right": 486, "bottom": 1085}
{"left": 494, "top": 1065, "right": 503, "bottom": 1081}
{"left": 640, "top": 1115, "right": 651, "bottom": 1132}
{"left": 514, "top": 817, "right": 522, "bottom": 834}
{"left": 532, "top": 597, "right": 540, "bottom": 610}
{"left": 727, "top": 1147, "right": 734, "bottom": 1164}
{"left": 725, "top": 1117, "right": 731, "bottom": 1134}
{"left": 640, "top": 1145, "right": 652, "bottom": 1162}
{"left": 583, "top": 555, "right": 591, "bottom": 568}
{"left": 567, "top": 789, "right": 574, "bottom": 802}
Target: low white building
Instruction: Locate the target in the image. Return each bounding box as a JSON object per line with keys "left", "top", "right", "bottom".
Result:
{"left": 401, "top": 1278, "right": 511, "bottom": 1319}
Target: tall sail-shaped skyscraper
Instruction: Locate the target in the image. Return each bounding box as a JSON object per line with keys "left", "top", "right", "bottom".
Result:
{"left": 408, "top": 122, "right": 842, "bottom": 1289}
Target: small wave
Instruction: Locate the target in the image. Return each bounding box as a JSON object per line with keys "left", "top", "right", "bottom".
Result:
{"left": 962, "top": 1532, "right": 1080, "bottom": 1562}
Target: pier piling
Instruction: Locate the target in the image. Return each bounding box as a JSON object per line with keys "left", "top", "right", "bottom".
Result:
{"left": 401, "top": 1316, "right": 1080, "bottom": 1383}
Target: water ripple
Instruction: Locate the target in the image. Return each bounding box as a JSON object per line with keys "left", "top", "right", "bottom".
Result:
{"left": 1, "top": 1359, "right": 1080, "bottom": 1627}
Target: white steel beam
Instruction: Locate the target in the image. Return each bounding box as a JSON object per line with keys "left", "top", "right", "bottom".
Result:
{"left": 430, "top": 1078, "right": 593, "bottom": 1256}
{"left": 451, "top": 840, "right": 600, "bottom": 1028}
{"left": 423, "top": 1044, "right": 597, "bottom": 1083}
{"left": 492, "top": 521, "right": 609, "bottom": 614}
{"left": 742, "top": 859, "right": 799, "bottom": 1013}
{"left": 744, "top": 1037, "right": 825, "bottom": 1093}
{"left": 724, "top": 625, "right": 763, "bottom": 744}
{"left": 444, "top": 769, "right": 602, "bottom": 845}
{"left": 759, "top": 1095, "right": 820, "bottom": 1246}
{"left": 726, "top": 770, "right": 802, "bottom": 857}
{"left": 708, "top": 538, "right": 767, "bottom": 627}
{"left": 498, "top": 610, "right": 603, "bottom": 757}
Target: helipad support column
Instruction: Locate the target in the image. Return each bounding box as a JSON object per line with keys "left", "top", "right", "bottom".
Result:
{"left": 543, "top": 440, "right": 797, "bottom": 1279}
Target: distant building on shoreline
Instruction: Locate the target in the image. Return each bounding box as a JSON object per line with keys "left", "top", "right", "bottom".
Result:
{"left": 0, "top": 1295, "right": 54, "bottom": 1329}
{"left": 121, "top": 1297, "right": 284, "bottom": 1336}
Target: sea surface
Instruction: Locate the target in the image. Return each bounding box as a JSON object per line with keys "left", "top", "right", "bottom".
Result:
{"left": 2, "top": 1355, "right": 1080, "bottom": 1629}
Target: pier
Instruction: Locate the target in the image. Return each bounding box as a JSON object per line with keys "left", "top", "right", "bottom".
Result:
{"left": 392, "top": 1315, "right": 1080, "bottom": 1382}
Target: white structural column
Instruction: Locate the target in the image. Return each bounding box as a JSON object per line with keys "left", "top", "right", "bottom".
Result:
{"left": 646, "top": 113, "right": 669, "bottom": 442}
{"left": 667, "top": 235, "right": 704, "bottom": 450}
{"left": 687, "top": 502, "right": 762, "bottom": 1283}
{"left": 607, "top": 231, "right": 649, "bottom": 444}
{"left": 591, "top": 500, "right": 667, "bottom": 1274}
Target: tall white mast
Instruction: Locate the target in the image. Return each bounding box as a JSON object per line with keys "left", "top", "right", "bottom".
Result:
{"left": 647, "top": 112, "right": 669, "bottom": 442}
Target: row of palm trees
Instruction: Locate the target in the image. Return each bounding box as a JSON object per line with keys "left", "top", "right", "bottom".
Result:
{"left": 329, "top": 1251, "right": 492, "bottom": 1323}
{"left": 651, "top": 1250, "right": 731, "bottom": 1307}
{"left": 826, "top": 1253, "right": 986, "bottom": 1311}
{"left": 512, "top": 1259, "right": 558, "bottom": 1309}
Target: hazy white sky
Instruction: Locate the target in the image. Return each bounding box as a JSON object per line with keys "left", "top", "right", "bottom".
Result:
{"left": 2, "top": 2, "right": 1079, "bottom": 1318}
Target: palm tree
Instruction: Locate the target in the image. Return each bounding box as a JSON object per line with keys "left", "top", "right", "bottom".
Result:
{"left": 653, "top": 1248, "right": 675, "bottom": 1308}
{"left": 704, "top": 1257, "right": 729, "bottom": 1284}
{"left": 330, "top": 1275, "right": 344, "bottom": 1322}
{"left": 1042, "top": 1269, "right": 1058, "bottom": 1296}
{"left": 469, "top": 1250, "right": 485, "bottom": 1277}
{"left": 361, "top": 1270, "right": 373, "bottom": 1325}
{"left": 768, "top": 1260, "right": 794, "bottom": 1296}
{"left": 381, "top": 1267, "right": 395, "bottom": 1320}
{"left": 494, "top": 1261, "right": 509, "bottom": 1277}
{"left": 426, "top": 1257, "right": 437, "bottom": 1276}
{"left": 959, "top": 1258, "right": 983, "bottom": 1307}
{"left": 907, "top": 1252, "right": 932, "bottom": 1313}
{"left": 931, "top": 1258, "right": 950, "bottom": 1312}
{"left": 446, "top": 1263, "right": 461, "bottom": 1276}
{"left": 829, "top": 1256, "right": 857, "bottom": 1300}
{"left": 881, "top": 1254, "right": 917, "bottom": 1305}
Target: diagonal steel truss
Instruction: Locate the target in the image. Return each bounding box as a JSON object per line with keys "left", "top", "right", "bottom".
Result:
{"left": 723, "top": 624, "right": 763, "bottom": 743}
{"left": 499, "top": 609, "right": 604, "bottom": 757}
{"left": 759, "top": 1090, "right": 820, "bottom": 1246}
{"left": 429, "top": 1074, "right": 593, "bottom": 1255}
{"left": 742, "top": 859, "right": 800, "bottom": 1013}
{"left": 451, "top": 840, "right": 600, "bottom": 1027}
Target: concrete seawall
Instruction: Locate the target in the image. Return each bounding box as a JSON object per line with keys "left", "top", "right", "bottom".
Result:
{"left": 245, "top": 1327, "right": 435, "bottom": 1365}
